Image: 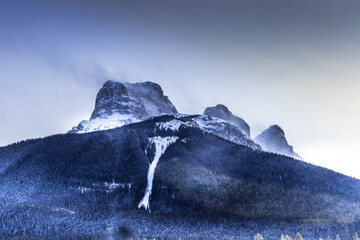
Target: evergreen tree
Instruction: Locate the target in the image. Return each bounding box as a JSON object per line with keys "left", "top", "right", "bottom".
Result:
{"left": 254, "top": 233, "right": 264, "bottom": 240}
{"left": 336, "top": 234, "right": 341, "bottom": 240}
{"left": 294, "top": 232, "right": 303, "bottom": 240}
{"left": 281, "top": 234, "right": 292, "bottom": 240}
{"left": 353, "top": 232, "right": 360, "bottom": 240}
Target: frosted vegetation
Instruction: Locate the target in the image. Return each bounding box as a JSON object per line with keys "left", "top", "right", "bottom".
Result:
{"left": 155, "top": 119, "right": 184, "bottom": 132}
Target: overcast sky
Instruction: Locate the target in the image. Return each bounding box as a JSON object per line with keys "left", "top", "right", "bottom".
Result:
{"left": 1, "top": 0, "right": 360, "bottom": 178}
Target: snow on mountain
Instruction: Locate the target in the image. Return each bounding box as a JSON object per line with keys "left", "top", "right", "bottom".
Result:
{"left": 203, "top": 104, "right": 250, "bottom": 137}
{"left": 187, "top": 115, "right": 261, "bottom": 150}
{"left": 138, "top": 136, "right": 179, "bottom": 212}
{"left": 137, "top": 115, "right": 260, "bottom": 211}
{"left": 202, "top": 105, "right": 301, "bottom": 158}
{"left": 68, "top": 80, "right": 298, "bottom": 154}
{"left": 154, "top": 115, "right": 261, "bottom": 150}
{"left": 254, "top": 125, "right": 302, "bottom": 160}
{"left": 155, "top": 119, "right": 184, "bottom": 132}
{"left": 69, "top": 80, "right": 177, "bottom": 133}
{"left": 70, "top": 113, "right": 141, "bottom": 134}
{"left": 68, "top": 79, "right": 260, "bottom": 149}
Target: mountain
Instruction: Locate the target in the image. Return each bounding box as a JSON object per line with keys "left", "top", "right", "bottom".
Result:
{"left": 1, "top": 80, "right": 359, "bottom": 238}
{"left": 203, "top": 104, "right": 250, "bottom": 137}
{"left": 254, "top": 125, "right": 302, "bottom": 160}
{"left": 69, "top": 80, "right": 177, "bottom": 133}
{"left": 1, "top": 115, "right": 360, "bottom": 235}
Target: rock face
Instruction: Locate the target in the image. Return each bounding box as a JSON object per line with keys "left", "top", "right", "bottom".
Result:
{"left": 254, "top": 125, "right": 302, "bottom": 160}
{"left": 203, "top": 104, "right": 250, "bottom": 137}
{"left": 69, "top": 80, "right": 177, "bottom": 133}
{"left": 89, "top": 81, "right": 146, "bottom": 120}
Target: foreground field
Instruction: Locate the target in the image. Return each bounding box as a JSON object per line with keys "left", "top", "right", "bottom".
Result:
{"left": 1, "top": 199, "right": 359, "bottom": 239}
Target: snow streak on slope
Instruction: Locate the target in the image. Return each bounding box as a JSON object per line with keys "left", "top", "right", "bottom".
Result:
{"left": 138, "top": 136, "right": 179, "bottom": 212}
{"left": 155, "top": 119, "right": 184, "bottom": 132}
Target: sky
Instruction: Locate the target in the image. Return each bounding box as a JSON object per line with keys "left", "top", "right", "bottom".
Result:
{"left": 1, "top": 0, "right": 360, "bottom": 178}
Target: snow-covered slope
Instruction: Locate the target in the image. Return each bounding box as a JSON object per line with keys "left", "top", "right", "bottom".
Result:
{"left": 136, "top": 115, "right": 260, "bottom": 211}
{"left": 154, "top": 115, "right": 261, "bottom": 150}
{"left": 185, "top": 115, "right": 260, "bottom": 150}
{"left": 203, "top": 105, "right": 301, "bottom": 158}
{"left": 204, "top": 104, "right": 250, "bottom": 137}
{"left": 69, "top": 80, "right": 177, "bottom": 133}
{"left": 69, "top": 113, "right": 140, "bottom": 134}
{"left": 254, "top": 125, "right": 302, "bottom": 160}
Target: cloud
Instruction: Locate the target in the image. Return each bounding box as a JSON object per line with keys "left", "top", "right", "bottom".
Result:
{"left": 36, "top": 47, "right": 112, "bottom": 88}
{"left": 61, "top": 59, "right": 112, "bottom": 88}
{"left": 33, "top": 46, "right": 141, "bottom": 89}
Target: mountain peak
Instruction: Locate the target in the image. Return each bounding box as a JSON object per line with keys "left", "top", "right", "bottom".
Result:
{"left": 203, "top": 104, "right": 250, "bottom": 137}
{"left": 266, "top": 124, "right": 285, "bottom": 136}
{"left": 90, "top": 80, "right": 141, "bottom": 120}
{"left": 254, "top": 125, "right": 302, "bottom": 160}
{"left": 69, "top": 80, "right": 177, "bottom": 133}
{"left": 214, "top": 104, "right": 229, "bottom": 111}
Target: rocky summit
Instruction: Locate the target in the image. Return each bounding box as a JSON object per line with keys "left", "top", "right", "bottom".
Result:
{"left": 254, "top": 124, "right": 302, "bottom": 159}
{"left": 69, "top": 80, "right": 177, "bottom": 133}
{"left": 203, "top": 104, "right": 250, "bottom": 137}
